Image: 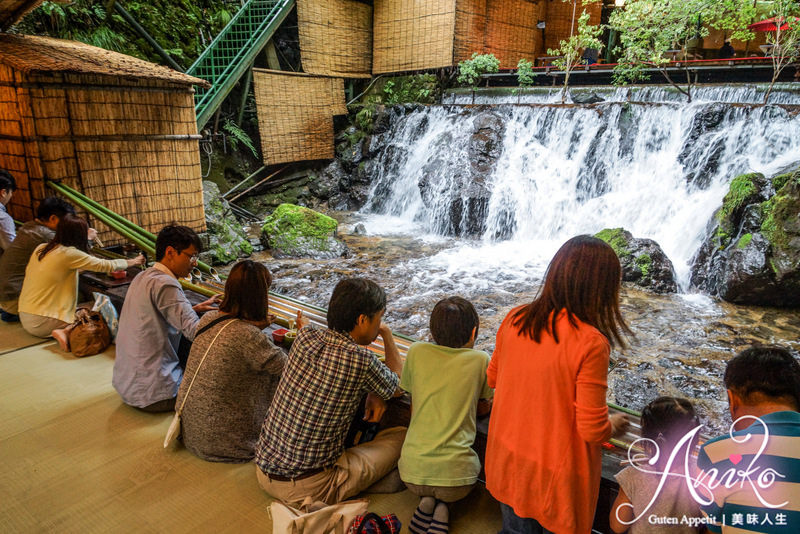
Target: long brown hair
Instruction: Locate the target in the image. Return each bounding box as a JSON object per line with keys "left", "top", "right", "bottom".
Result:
{"left": 219, "top": 260, "right": 273, "bottom": 321}
{"left": 511, "top": 235, "right": 630, "bottom": 347}
{"left": 38, "top": 214, "right": 89, "bottom": 261}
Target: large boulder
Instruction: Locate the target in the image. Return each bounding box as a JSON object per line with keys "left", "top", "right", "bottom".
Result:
{"left": 690, "top": 169, "right": 800, "bottom": 306}
{"left": 261, "top": 203, "right": 349, "bottom": 259}
{"left": 595, "top": 228, "right": 678, "bottom": 293}
{"left": 202, "top": 181, "right": 253, "bottom": 265}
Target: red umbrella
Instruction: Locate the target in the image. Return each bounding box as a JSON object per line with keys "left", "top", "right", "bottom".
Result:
{"left": 748, "top": 17, "right": 791, "bottom": 32}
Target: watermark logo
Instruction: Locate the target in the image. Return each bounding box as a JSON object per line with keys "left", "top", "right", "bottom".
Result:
{"left": 615, "top": 415, "right": 788, "bottom": 527}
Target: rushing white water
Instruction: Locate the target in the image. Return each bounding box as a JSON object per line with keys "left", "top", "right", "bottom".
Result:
{"left": 361, "top": 85, "right": 800, "bottom": 290}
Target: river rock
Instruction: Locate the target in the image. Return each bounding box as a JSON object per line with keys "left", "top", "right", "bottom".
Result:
{"left": 261, "top": 203, "right": 349, "bottom": 259}
{"left": 202, "top": 181, "right": 253, "bottom": 265}
{"left": 690, "top": 169, "right": 800, "bottom": 306}
{"left": 595, "top": 228, "right": 678, "bottom": 293}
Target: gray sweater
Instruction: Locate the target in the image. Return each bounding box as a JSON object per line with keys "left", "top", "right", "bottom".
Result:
{"left": 176, "top": 311, "right": 287, "bottom": 463}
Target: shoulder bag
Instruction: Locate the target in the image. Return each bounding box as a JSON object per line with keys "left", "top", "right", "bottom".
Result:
{"left": 163, "top": 315, "right": 236, "bottom": 448}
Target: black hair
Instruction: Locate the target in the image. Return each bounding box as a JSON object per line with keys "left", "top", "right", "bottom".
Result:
{"left": 429, "top": 296, "right": 479, "bottom": 348}
{"left": 641, "top": 396, "right": 700, "bottom": 469}
{"left": 155, "top": 224, "right": 202, "bottom": 262}
{"left": 724, "top": 345, "right": 800, "bottom": 410}
{"left": 219, "top": 260, "right": 273, "bottom": 322}
{"left": 36, "top": 197, "right": 75, "bottom": 221}
{"left": 0, "top": 170, "right": 16, "bottom": 192}
{"left": 327, "top": 278, "right": 386, "bottom": 333}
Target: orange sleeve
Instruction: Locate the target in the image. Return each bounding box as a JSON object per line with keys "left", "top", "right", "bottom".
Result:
{"left": 574, "top": 334, "right": 612, "bottom": 444}
{"left": 488, "top": 316, "right": 509, "bottom": 389}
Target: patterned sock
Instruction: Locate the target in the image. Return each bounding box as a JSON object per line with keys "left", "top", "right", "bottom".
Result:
{"left": 427, "top": 501, "right": 449, "bottom": 534}
{"left": 408, "top": 496, "right": 435, "bottom": 534}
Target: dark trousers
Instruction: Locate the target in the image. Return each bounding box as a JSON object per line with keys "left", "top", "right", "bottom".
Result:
{"left": 499, "top": 503, "right": 554, "bottom": 534}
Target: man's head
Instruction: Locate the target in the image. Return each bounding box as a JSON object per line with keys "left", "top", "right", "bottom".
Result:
{"left": 155, "top": 225, "right": 202, "bottom": 278}
{"left": 0, "top": 170, "right": 16, "bottom": 206}
{"left": 724, "top": 345, "right": 800, "bottom": 426}
{"left": 327, "top": 278, "right": 386, "bottom": 345}
{"left": 36, "top": 197, "right": 75, "bottom": 230}
{"left": 429, "top": 296, "right": 479, "bottom": 348}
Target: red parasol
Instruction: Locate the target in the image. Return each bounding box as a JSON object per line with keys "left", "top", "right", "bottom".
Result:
{"left": 748, "top": 17, "right": 791, "bottom": 32}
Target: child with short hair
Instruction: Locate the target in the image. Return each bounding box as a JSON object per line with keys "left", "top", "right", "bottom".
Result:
{"left": 610, "top": 396, "right": 703, "bottom": 533}
{"left": 398, "top": 296, "right": 493, "bottom": 534}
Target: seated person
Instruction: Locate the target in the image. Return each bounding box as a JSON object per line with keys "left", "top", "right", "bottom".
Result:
{"left": 17, "top": 214, "right": 144, "bottom": 342}
{"left": 697, "top": 345, "right": 800, "bottom": 533}
{"left": 719, "top": 41, "right": 735, "bottom": 59}
{"left": 0, "top": 197, "right": 77, "bottom": 321}
{"left": 113, "top": 225, "right": 217, "bottom": 413}
{"left": 254, "top": 278, "right": 406, "bottom": 506}
{"left": 399, "top": 297, "right": 493, "bottom": 534}
{"left": 176, "top": 260, "right": 288, "bottom": 463}
{"left": 0, "top": 170, "right": 17, "bottom": 259}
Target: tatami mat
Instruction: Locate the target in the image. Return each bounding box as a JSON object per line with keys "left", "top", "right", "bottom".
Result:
{"left": 0, "top": 331, "right": 502, "bottom": 533}
{"left": 0, "top": 321, "right": 48, "bottom": 355}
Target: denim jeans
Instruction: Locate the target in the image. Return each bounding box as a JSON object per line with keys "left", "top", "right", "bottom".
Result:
{"left": 499, "top": 503, "right": 555, "bottom": 534}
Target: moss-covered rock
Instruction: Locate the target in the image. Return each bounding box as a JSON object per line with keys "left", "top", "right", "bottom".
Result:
{"left": 202, "top": 181, "right": 253, "bottom": 265}
{"left": 261, "top": 204, "right": 349, "bottom": 259}
{"left": 595, "top": 228, "right": 677, "bottom": 293}
{"left": 690, "top": 168, "right": 800, "bottom": 306}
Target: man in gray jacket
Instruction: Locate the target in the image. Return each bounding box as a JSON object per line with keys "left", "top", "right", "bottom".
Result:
{"left": 113, "top": 225, "right": 217, "bottom": 412}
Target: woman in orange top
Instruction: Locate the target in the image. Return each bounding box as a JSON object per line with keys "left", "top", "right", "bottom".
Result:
{"left": 486, "top": 235, "right": 631, "bottom": 534}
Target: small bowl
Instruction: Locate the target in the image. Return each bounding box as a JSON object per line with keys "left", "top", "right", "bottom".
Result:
{"left": 284, "top": 330, "right": 297, "bottom": 346}
{"left": 109, "top": 270, "right": 127, "bottom": 280}
{"left": 271, "top": 328, "right": 288, "bottom": 344}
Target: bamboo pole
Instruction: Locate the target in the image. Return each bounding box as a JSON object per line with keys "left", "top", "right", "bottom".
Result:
{"left": 228, "top": 165, "right": 289, "bottom": 203}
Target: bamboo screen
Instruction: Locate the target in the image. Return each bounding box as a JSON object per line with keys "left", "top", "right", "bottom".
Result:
{"left": 252, "top": 70, "right": 346, "bottom": 165}
{"left": 544, "top": 0, "right": 601, "bottom": 54}
{"left": 0, "top": 0, "right": 42, "bottom": 30}
{"left": 297, "top": 0, "right": 373, "bottom": 78}
{"left": 373, "top": 0, "right": 457, "bottom": 74}
{"left": 0, "top": 35, "right": 207, "bottom": 245}
{"left": 453, "top": 0, "right": 487, "bottom": 64}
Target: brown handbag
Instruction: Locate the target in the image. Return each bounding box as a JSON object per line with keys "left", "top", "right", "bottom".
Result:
{"left": 69, "top": 308, "right": 111, "bottom": 357}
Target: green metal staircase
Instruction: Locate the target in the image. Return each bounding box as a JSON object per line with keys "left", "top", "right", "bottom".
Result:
{"left": 188, "top": 0, "right": 295, "bottom": 128}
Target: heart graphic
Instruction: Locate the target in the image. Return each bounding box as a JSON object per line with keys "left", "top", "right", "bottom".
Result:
{"left": 729, "top": 454, "right": 743, "bottom": 465}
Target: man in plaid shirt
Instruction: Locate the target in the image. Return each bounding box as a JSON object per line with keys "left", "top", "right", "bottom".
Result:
{"left": 255, "top": 278, "right": 406, "bottom": 505}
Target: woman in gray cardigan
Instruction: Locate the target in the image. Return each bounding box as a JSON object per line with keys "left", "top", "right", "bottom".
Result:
{"left": 176, "top": 260, "right": 287, "bottom": 462}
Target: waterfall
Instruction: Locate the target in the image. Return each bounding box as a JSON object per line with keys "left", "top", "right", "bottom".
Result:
{"left": 361, "top": 85, "right": 800, "bottom": 289}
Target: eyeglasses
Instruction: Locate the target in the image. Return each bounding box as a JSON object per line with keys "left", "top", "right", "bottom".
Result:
{"left": 179, "top": 250, "right": 199, "bottom": 263}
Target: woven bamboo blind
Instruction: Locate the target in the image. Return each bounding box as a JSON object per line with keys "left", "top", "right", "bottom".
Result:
{"left": 297, "top": 0, "right": 373, "bottom": 78}
{"left": 544, "top": 0, "right": 601, "bottom": 54}
{"left": 373, "top": 0, "right": 457, "bottom": 74}
{"left": 484, "top": 0, "right": 542, "bottom": 68}
{"left": 253, "top": 70, "right": 346, "bottom": 165}
{"left": 454, "top": 0, "right": 487, "bottom": 64}
{"left": 0, "top": 35, "right": 207, "bottom": 245}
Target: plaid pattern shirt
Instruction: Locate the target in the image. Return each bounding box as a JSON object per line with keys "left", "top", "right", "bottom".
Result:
{"left": 255, "top": 326, "right": 399, "bottom": 478}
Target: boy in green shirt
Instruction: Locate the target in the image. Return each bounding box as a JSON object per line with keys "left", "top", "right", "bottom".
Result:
{"left": 399, "top": 296, "right": 493, "bottom": 534}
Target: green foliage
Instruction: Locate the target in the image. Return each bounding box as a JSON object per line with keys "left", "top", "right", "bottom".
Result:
{"left": 355, "top": 106, "right": 374, "bottom": 131}
{"left": 14, "top": 0, "right": 238, "bottom": 66}
{"left": 457, "top": 53, "right": 500, "bottom": 88}
{"left": 547, "top": 5, "right": 603, "bottom": 103}
{"left": 772, "top": 169, "right": 798, "bottom": 191}
{"left": 381, "top": 75, "right": 437, "bottom": 105}
{"left": 635, "top": 253, "right": 652, "bottom": 278}
{"left": 763, "top": 0, "right": 800, "bottom": 103}
{"left": 736, "top": 233, "right": 753, "bottom": 249}
{"left": 609, "top": 0, "right": 757, "bottom": 102}
{"left": 595, "top": 228, "right": 632, "bottom": 258}
{"left": 223, "top": 119, "right": 259, "bottom": 159}
{"left": 516, "top": 58, "right": 536, "bottom": 87}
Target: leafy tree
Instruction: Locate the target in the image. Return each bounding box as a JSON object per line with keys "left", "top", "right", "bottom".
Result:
{"left": 609, "top": 0, "right": 756, "bottom": 103}
{"left": 547, "top": 3, "right": 604, "bottom": 104}
{"left": 515, "top": 58, "right": 536, "bottom": 102}
{"left": 457, "top": 53, "right": 500, "bottom": 103}
{"left": 763, "top": 0, "right": 800, "bottom": 103}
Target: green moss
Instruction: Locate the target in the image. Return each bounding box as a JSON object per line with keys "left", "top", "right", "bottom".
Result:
{"left": 635, "top": 253, "right": 652, "bottom": 278}
{"left": 735, "top": 233, "right": 753, "bottom": 249}
{"left": 595, "top": 228, "right": 632, "bottom": 258}
{"left": 717, "top": 173, "right": 762, "bottom": 222}
{"left": 760, "top": 195, "right": 791, "bottom": 250}
{"left": 772, "top": 169, "right": 799, "bottom": 192}
{"left": 381, "top": 74, "right": 438, "bottom": 105}
{"left": 262, "top": 203, "right": 338, "bottom": 253}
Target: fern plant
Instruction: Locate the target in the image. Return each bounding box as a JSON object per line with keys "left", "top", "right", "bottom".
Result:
{"left": 223, "top": 119, "right": 259, "bottom": 158}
